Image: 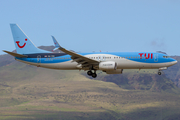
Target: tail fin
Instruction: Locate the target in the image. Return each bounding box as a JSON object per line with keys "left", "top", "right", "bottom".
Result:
{"left": 10, "top": 24, "right": 50, "bottom": 54}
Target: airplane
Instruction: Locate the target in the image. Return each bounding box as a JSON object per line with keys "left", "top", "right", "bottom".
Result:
{"left": 3, "top": 24, "right": 177, "bottom": 78}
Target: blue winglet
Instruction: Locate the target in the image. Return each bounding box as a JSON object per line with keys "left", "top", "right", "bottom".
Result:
{"left": 51, "top": 36, "right": 61, "bottom": 51}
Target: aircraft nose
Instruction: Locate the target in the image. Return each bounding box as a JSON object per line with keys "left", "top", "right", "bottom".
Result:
{"left": 172, "top": 60, "right": 177, "bottom": 65}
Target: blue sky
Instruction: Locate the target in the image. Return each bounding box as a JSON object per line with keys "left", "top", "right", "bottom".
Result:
{"left": 0, "top": 0, "right": 180, "bottom": 55}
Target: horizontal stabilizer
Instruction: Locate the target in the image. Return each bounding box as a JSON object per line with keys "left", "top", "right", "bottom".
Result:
{"left": 3, "top": 50, "right": 28, "bottom": 58}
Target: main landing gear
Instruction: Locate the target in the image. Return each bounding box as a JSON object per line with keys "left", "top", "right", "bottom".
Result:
{"left": 87, "top": 70, "right": 97, "bottom": 78}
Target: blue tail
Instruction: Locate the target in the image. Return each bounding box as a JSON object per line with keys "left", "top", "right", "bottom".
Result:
{"left": 10, "top": 24, "right": 51, "bottom": 54}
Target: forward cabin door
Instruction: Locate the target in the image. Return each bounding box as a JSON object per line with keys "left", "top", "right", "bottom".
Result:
{"left": 37, "top": 55, "right": 41, "bottom": 63}
{"left": 154, "top": 54, "right": 158, "bottom": 62}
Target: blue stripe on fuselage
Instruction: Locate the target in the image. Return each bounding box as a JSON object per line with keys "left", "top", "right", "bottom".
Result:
{"left": 16, "top": 52, "right": 176, "bottom": 64}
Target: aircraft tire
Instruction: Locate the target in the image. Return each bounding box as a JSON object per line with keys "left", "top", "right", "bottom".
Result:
{"left": 87, "top": 71, "right": 92, "bottom": 76}
{"left": 92, "top": 73, "right": 97, "bottom": 78}
{"left": 158, "top": 71, "right": 161, "bottom": 75}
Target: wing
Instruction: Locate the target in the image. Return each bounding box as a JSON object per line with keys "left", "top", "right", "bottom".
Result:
{"left": 52, "top": 36, "right": 99, "bottom": 69}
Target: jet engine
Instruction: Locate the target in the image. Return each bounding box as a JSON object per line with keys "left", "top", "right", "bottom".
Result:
{"left": 99, "top": 61, "right": 117, "bottom": 70}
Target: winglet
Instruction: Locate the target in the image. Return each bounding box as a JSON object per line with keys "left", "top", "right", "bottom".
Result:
{"left": 51, "top": 36, "right": 62, "bottom": 51}
{"left": 3, "top": 50, "right": 28, "bottom": 58}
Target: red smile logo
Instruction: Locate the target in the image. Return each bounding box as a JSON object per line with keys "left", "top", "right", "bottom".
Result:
{"left": 16, "top": 38, "right": 27, "bottom": 48}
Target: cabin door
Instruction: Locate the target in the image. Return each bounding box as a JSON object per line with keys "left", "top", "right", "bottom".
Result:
{"left": 154, "top": 54, "right": 158, "bottom": 62}
{"left": 37, "top": 55, "right": 41, "bottom": 63}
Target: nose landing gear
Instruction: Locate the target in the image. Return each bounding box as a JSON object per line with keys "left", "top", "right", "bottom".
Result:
{"left": 158, "top": 71, "right": 162, "bottom": 75}
{"left": 87, "top": 70, "right": 97, "bottom": 78}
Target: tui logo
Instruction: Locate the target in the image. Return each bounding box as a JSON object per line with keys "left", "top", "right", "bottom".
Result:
{"left": 16, "top": 38, "right": 27, "bottom": 48}
{"left": 139, "top": 53, "right": 153, "bottom": 59}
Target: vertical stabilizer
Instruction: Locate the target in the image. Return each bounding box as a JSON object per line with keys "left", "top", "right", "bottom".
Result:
{"left": 10, "top": 24, "right": 50, "bottom": 54}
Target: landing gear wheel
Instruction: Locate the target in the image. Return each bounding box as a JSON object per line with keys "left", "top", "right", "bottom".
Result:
{"left": 87, "top": 71, "right": 92, "bottom": 76}
{"left": 158, "top": 71, "right": 161, "bottom": 75}
{"left": 92, "top": 73, "right": 97, "bottom": 78}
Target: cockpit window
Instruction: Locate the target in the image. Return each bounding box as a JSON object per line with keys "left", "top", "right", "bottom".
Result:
{"left": 163, "top": 56, "right": 170, "bottom": 58}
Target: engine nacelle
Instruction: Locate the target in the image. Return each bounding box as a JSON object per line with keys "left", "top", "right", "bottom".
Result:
{"left": 99, "top": 61, "right": 117, "bottom": 70}
{"left": 105, "top": 69, "right": 123, "bottom": 74}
